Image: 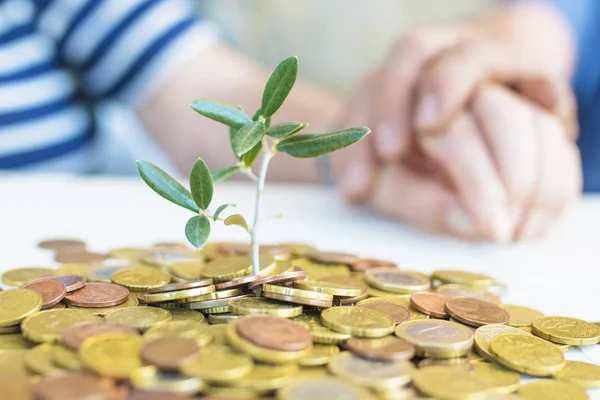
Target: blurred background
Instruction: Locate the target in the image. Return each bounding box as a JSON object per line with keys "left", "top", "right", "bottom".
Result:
{"left": 96, "top": 0, "right": 496, "bottom": 175}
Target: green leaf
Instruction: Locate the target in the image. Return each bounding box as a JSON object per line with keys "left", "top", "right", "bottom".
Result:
{"left": 190, "top": 99, "right": 252, "bottom": 129}
{"left": 185, "top": 215, "right": 211, "bottom": 248}
{"left": 212, "top": 166, "right": 239, "bottom": 183}
{"left": 276, "top": 127, "right": 371, "bottom": 158}
{"left": 231, "top": 121, "right": 266, "bottom": 158}
{"left": 136, "top": 160, "right": 199, "bottom": 213}
{"left": 224, "top": 214, "right": 250, "bottom": 232}
{"left": 261, "top": 56, "right": 298, "bottom": 118}
{"left": 189, "top": 158, "right": 213, "bottom": 210}
{"left": 213, "top": 203, "right": 236, "bottom": 221}
{"left": 242, "top": 141, "right": 262, "bottom": 167}
{"left": 266, "top": 121, "right": 306, "bottom": 139}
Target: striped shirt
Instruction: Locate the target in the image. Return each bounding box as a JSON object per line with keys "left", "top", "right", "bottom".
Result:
{"left": 0, "top": 0, "right": 216, "bottom": 171}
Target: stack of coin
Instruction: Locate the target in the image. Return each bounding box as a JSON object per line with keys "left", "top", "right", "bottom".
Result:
{"left": 0, "top": 240, "right": 598, "bottom": 400}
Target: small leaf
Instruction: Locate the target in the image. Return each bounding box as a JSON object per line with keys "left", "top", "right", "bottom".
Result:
{"left": 213, "top": 203, "right": 236, "bottom": 221}
{"left": 185, "top": 215, "right": 211, "bottom": 248}
{"left": 224, "top": 214, "right": 249, "bottom": 232}
{"left": 189, "top": 158, "right": 213, "bottom": 210}
{"left": 276, "top": 127, "right": 371, "bottom": 158}
{"left": 212, "top": 166, "right": 239, "bottom": 183}
{"left": 266, "top": 121, "right": 306, "bottom": 139}
{"left": 242, "top": 141, "right": 262, "bottom": 167}
{"left": 136, "top": 160, "right": 199, "bottom": 213}
{"left": 261, "top": 56, "right": 298, "bottom": 117}
{"left": 231, "top": 121, "right": 266, "bottom": 158}
{"left": 190, "top": 99, "right": 252, "bottom": 129}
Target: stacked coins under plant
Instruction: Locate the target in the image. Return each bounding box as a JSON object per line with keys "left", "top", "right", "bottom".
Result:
{"left": 1, "top": 239, "right": 599, "bottom": 400}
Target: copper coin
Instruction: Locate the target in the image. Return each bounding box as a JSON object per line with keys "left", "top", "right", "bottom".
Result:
{"left": 350, "top": 258, "right": 397, "bottom": 273}
{"left": 38, "top": 239, "right": 87, "bottom": 252}
{"left": 444, "top": 296, "right": 509, "bottom": 327}
{"left": 61, "top": 321, "right": 139, "bottom": 350}
{"left": 140, "top": 337, "right": 199, "bottom": 370}
{"left": 236, "top": 314, "right": 312, "bottom": 351}
{"left": 346, "top": 336, "right": 415, "bottom": 361}
{"left": 410, "top": 291, "right": 448, "bottom": 319}
{"left": 34, "top": 371, "right": 112, "bottom": 400}
{"left": 357, "top": 301, "right": 411, "bottom": 324}
{"left": 21, "top": 278, "right": 67, "bottom": 309}
{"left": 55, "top": 251, "right": 107, "bottom": 264}
{"left": 263, "top": 291, "right": 333, "bottom": 308}
{"left": 49, "top": 275, "right": 86, "bottom": 292}
{"left": 63, "top": 282, "right": 129, "bottom": 308}
{"left": 304, "top": 250, "right": 358, "bottom": 265}
{"left": 214, "top": 275, "right": 257, "bottom": 290}
{"left": 146, "top": 278, "right": 214, "bottom": 294}
{"left": 247, "top": 268, "right": 307, "bottom": 289}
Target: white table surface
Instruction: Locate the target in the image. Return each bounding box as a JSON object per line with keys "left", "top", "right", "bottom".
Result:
{"left": 1, "top": 173, "right": 600, "bottom": 397}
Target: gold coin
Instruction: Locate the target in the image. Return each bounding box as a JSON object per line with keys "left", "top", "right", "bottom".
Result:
{"left": 104, "top": 307, "right": 171, "bottom": 331}
{"left": 394, "top": 320, "right": 473, "bottom": 358}
{"left": 364, "top": 268, "right": 430, "bottom": 294}
{"left": 229, "top": 362, "right": 298, "bottom": 393}
{"left": 519, "top": 380, "right": 589, "bottom": 400}
{"left": 201, "top": 255, "right": 275, "bottom": 282}
{"left": 24, "top": 343, "right": 64, "bottom": 375}
{"left": 298, "top": 344, "right": 340, "bottom": 366}
{"left": 67, "top": 294, "right": 139, "bottom": 316}
{"left": 226, "top": 321, "right": 311, "bottom": 363}
{"left": 169, "top": 261, "right": 206, "bottom": 281}
{"left": 203, "top": 305, "right": 233, "bottom": 314}
{"left": 366, "top": 286, "right": 412, "bottom": 298}
{"left": 168, "top": 308, "right": 205, "bottom": 323}
{"left": 85, "top": 265, "right": 129, "bottom": 283}
{"left": 79, "top": 333, "right": 143, "bottom": 379}
{"left": 263, "top": 284, "right": 334, "bottom": 302}
{"left": 2, "top": 268, "right": 54, "bottom": 287}
{"left": 22, "top": 309, "right": 101, "bottom": 343}
{"left": 470, "top": 363, "right": 520, "bottom": 394}
{"left": 53, "top": 263, "right": 92, "bottom": 277}
{"left": 276, "top": 376, "right": 374, "bottom": 400}
{"left": 437, "top": 284, "right": 502, "bottom": 304}
{"left": 141, "top": 249, "right": 200, "bottom": 268}
{"left": 111, "top": 267, "right": 171, "bottom": 290}
{"left": 293, "top": 313, "right": 351, "bottom": 344}
{"left": 229, "top": 297, "right": 303, "bottom": 318}
{"left": 178, "top": 292, "right": 217, "bottom": 304}
{"left": 182, "top": 287, "right": 239, "bottom": 303}
{"left": 488, "top": 333, "right": 565, "bottom": 376}
{"left": 532, "top": 316, "right": 600, "bottom": 345}
{"left": 0, "top": 334, "right": 35, "bottom": 352}
{"left": 328, "top": 351, "right": 414, "bottom": 389}
{"left": 294, "top": 280, "right": 362, "bottom": 297}
{"left": 358, "top": 296, "right": 429, "bottom": 320}
{"left": 503, "top": 305, "right": 544, "bottom": 327}
{"left": 209, "top": 324, "right": 228, "bottom": 345}
{"left": 180, "top": 345, "right": 253, "bottom": 382}
{"left": 291, "top": 257, "right": 351, "bottom": 280}
{"left": 0, "top": 351, "right": 30, "bottom": 377}
{"left": 107, "top": 247, "right": 149, "bottom": 261}
{"left": 130, "top": 365, "right": 205, "bottom": 394}
{"left": 208, "top": 313, "right": 242, "bottom": 324}
{"left": 552, "top": 360, "right": 600, "bottom": 388}
{"left": 431, "top": 270, "right": 497, "bottom": 288}
{"left": 0, "top": 289, "right": 43, "bottom": 327}
{"left": 52, "top": 345, "right": 81, "bottom": 370}
{"left": 473, "top": 324, "right": 529, "bottom": 362}
{"left": 144, "top": 320, "right": 212, "bottom": 347}
{"left": 140, "top": 284, "right": 216, "bottom": 303}
{"left": 321, "top": 306, "right": 395, "bottom": 338}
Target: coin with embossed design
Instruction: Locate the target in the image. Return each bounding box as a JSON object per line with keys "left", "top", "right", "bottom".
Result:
{"left": 489, "top": 333, "right": 565, "bottom": 376}
{"left": 236, "top": 314, "right": 312, "bottom": 352}
{"left": 445, "top": 296, "right": 509, "bottom": 327}
{"left": 473, "top": 324, "right": 529, "bottom": 361}
{"left": 63, "top": 282, "right": 129, "bottom": 308}
{"left": 394, "top": 320, "right": 473, "bottom": 358}
{"left": 532, "top": 316, "right": 600, "bottom": 346}
{"left": 365, "top": 268, "right": 430, "bottom": 294}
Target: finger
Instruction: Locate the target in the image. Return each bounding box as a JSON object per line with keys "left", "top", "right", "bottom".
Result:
{"left": 418, "top": 111, "right": 513, "bottom": 242}
{"left": 369, "top": 164, "right": 484, "bottom": 240}
{"left": 372, "top": 26, "right": 465, "bottom": 161}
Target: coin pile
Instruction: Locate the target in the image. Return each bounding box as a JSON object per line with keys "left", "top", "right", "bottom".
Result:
{"left": 1, "top": 239, "right": 600, "bottom": 400}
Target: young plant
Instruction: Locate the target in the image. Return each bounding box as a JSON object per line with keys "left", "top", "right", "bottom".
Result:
{"left": 137, "top": 56, "right": 370, "bottom": 276}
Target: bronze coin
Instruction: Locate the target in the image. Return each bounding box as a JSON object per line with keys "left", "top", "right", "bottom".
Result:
{"left": 55, "top": 251, "right": 107, "bottom": 264}
{"left": 64, "top": 282, "right": 129, "bottom": 308}
{"left": 357, "top": 301, "right": 411, "bottom": 324}
{"left": 444, "top": 296, "right": 509, "bottom": 327}
{"left": 48, "top": 275, "right": 86, "bottom": 292}
{"left": 236, "top": 314, "right": 312, "bottom": 351}
{"left": 346, "top": 336, "right": 415, "bottom": 361}
{"left": 140, "top": 337, "right": 199, "bottom": 370}
{"left": 34, "top": 371, "right": 111, "bottom": 400}
{"left": 38, "top": 239, "right": 87, "bottom": 252}
{"left": 263, "top": 291, "right": 333, "bottom": 308}
{"left": 21, "top": 278, "right": 67, "bottom": 309}
{"left": 304, "top": 250, "right": 358, "bottom": 265}
{"left": 61, "top": 321, "right": 139, "bottom": 350}
{"left": 410, "top": 292, "right": 448, "bottom": 319}
{"left": 146, "top": 278, "right": 214, "bottom": 294}
{"left": 214, "top": 275, "right": 257, "bottom": 290}
{"left": 350, "top": 258, "right": 397, "bottom": 273}
{"left": 247, "top": 268, "right": 307, "bottom": 289}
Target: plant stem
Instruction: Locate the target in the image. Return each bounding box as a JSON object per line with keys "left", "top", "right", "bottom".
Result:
{"left": 250, "top": 147, "right": 273, "bottom": 275}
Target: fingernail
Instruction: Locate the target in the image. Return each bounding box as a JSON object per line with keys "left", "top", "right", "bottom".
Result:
{"left": 376, "top": 122, "right": 401, "bottom": 159}
{"left": 416, "top": 94, "right": 440, "bottom": 131}
{"left": 341, "top": 162, "right": 371, "bottom": 201}
{"left": 446, "top": 207, "right": 479, "bottom": 238}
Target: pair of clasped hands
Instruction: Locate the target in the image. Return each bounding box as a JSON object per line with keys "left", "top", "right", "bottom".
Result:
{"left": 333, "top": 4, "right": 582, "bottom": 242}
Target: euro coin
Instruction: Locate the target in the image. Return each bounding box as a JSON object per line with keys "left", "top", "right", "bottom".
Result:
{"left": 180, "top": 345, "right": 253, "bottom": 382}
{"left": 144, "top": 320, "right": 212, "bottom": 347}
{"left": 104, "top": 307, "right": 171, "bottom": 331}
{"left": 473, "top": 324, "right": 529, "bottom": 362}
{"left": 394, "top": 320, "right": 473, "bottom": 358}
{"left": 364, "top": 268, "right": 430, "bottom": 294}
{"left": 111, "top": 267, "right": 171, "bottom": 291}
{"left": 503, "top": 304, "right": 543, "bottom": 327}
{"left": 321, "top": 306, "right": 395, "bottom": 338}
{"left": 445, "top": 296, "right": 509, "bottom": 327}
{"left": 488, "top": 333, "right": 565, "bottom": 376}
{"left": 0, "top": 289, "right": 43, "bottom": 327}
{"left": 327, "top": 351, "right": 414, "bottom": 389}
{"left": 519, "top": 380, "right": 589, "bottom": 400}
{"left": 79, "top": 333, "right": 143, "bottom": 379}
{"left": 2, "top": 268, "right": 54, "bottom": 287}
{"left": 553, "top": 360, "right": 600, "bottom": 388}
{"left": 532, "top": 316, "right": 600, "bottom": 346}
{"left": 229, "top": 297, "right": 303, "bottom": 318}
{"left": 431, "top": 270, "right": 497, "bottom": 288}
{"left": 276, "top": 376, "right": 374, "bottom": 400}
{"left": 22, "top": 309, "right": 101, "bottom": 343}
